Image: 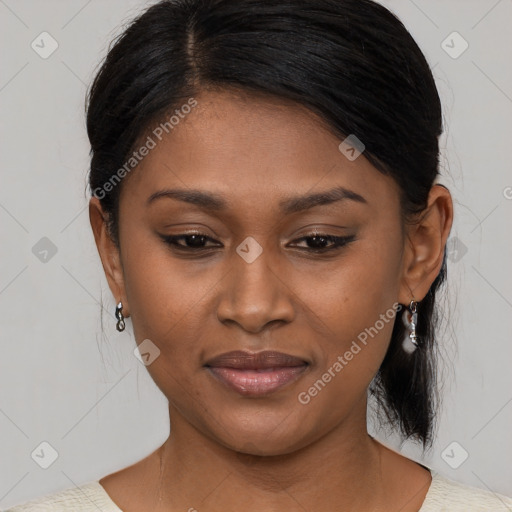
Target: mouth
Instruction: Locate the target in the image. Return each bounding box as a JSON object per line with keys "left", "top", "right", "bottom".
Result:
{"left": 204, "top": 350, "right": 309, "bottom": 396}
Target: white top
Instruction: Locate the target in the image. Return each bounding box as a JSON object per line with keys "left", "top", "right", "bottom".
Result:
{"left": 5, "top": 469, "right": 512, "bottom": 511}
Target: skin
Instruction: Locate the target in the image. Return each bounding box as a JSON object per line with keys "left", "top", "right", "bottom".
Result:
{"left": 89, "top": 88, "right": 453, "bottom": 511}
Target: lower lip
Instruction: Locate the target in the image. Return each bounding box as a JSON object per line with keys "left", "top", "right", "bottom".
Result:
{"left": 206, "top": 365, "right": 308, "bottom": 396}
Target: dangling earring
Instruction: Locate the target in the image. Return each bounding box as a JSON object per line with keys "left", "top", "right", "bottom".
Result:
{"left": 401, "top": 299, "right": 419, "bottom": 353}
{"left": 115, "top": 301, "right": 125, "bottom": 332}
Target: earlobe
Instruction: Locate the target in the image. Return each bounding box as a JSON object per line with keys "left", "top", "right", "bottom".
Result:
{"left": 399, "top": 184, "right": 453, "bottom": 303}
{"left": 89, "top": 197, "right": 129, "bottom": 317}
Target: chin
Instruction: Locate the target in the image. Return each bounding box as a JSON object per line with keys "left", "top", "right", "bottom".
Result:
{"left": 199, "top": 403, "right": 320, "bottom": 456}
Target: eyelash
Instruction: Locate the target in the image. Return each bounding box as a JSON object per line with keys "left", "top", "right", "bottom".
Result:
{"left": 160, "top": 232, "right": 355, "bottom": 254}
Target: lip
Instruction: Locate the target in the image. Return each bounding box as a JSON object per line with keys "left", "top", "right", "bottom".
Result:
{"left": 204, "top": 350, "right": 309, "bottom": 396}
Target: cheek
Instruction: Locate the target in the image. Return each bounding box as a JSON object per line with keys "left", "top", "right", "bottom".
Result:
{"left": 120, "top": 230, "right": 195, "bottom": 342}
{"left": 295, "top": 229, "right": 403, "bottom": 396}
{"left": 120, "top": 229, "right": 226, "bottom": 376}
{"left": 301, "top": 229, "right": 402, "bottom": 340}
{"left": 120, "top": 241, "right": 212, "bottom": 401}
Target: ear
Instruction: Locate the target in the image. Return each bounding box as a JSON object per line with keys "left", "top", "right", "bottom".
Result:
{"left": 398, "top": 184, "right": 453, "bottom": 303}
{"left": 89, "top": 197, "right": 129, "bottom": 317}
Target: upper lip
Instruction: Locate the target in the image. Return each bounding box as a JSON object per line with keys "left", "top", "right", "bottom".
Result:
{"left": 204, "top": 350, "right": 308, "bottom": 370}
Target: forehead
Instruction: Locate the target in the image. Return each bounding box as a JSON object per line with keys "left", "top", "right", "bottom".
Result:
{"left": 120, "top": 88, "right": 398, "bottom": 212}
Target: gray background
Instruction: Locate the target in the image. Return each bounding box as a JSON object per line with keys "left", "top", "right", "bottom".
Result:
{"left": 1, "top": 0, "right": 511, "bottom": 508}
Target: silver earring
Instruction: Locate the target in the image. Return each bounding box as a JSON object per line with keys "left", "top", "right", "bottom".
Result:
{"left": 401, "top": 300, "right": 419, "bottom": 353}
{"left": 115, "top": 301, "right": 125, "bottom": 332}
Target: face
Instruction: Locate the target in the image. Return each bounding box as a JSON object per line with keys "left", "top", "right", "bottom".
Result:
{"left": 91, "top": 88, "right": 432, "bottom": 455}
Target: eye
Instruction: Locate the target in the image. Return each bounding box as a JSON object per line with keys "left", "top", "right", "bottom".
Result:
{"left": 288, "top": 233, "right": 356, "bottom": 253}
{"left": 160, "top": 231, "right": 355, "bottom": 254}
{"left": 160, "top": 232, "right": 221, "bottom": 251}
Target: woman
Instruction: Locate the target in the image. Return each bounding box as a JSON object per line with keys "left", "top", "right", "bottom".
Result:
{"left": 7, "top": 0, "right": 511, "bottom": 510}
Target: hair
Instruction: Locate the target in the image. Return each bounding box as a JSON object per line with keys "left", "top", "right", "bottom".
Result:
{"left": 85, "top": 0, "right": 447, "bottom": 448}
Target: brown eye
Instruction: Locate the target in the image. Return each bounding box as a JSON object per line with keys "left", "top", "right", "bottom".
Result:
{"left": 160, "top": 233, "right": 221, "bottom": 250}
{"left": 159, "top": 232, "right": 355, "bottom": 255}
{"left": 290, "top": 234, "right": 356, "bottom": 252}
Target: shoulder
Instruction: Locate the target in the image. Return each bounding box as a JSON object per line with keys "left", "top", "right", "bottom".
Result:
{"left": 3, "top": 481, "right": 122, "bottom": 511}
{"left": 420, "top": 470, "right": 512, "bottom": 511}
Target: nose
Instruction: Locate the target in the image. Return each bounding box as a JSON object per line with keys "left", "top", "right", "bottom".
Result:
{"left": 216, "top": 244, "right": 295, "bottom": 334}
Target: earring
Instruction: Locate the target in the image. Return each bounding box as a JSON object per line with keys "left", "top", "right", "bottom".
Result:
{"left": 401, "top": 300, "right": 419, "bottom": 353}
{"left": 115, "top": 301, "right": 125, "bottom": 332}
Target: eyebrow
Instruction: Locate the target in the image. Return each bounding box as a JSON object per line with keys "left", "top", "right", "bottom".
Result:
{"left": 146, "top": 185, "right": 367, "bottom": 214}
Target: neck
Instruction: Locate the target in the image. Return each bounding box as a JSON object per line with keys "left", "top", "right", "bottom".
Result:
{"left": 154, "top": 402, "right": 387, "bottom": 511}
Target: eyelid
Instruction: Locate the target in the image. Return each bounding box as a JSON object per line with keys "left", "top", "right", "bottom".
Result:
{"left": 160, "top": 231, "right": 220, "bottom": 247}
{"left": 159, "top": 230, "right": 356, "bottom": 253}
{"left": 288, "top": 233, "right": 355, "bottom": 250}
